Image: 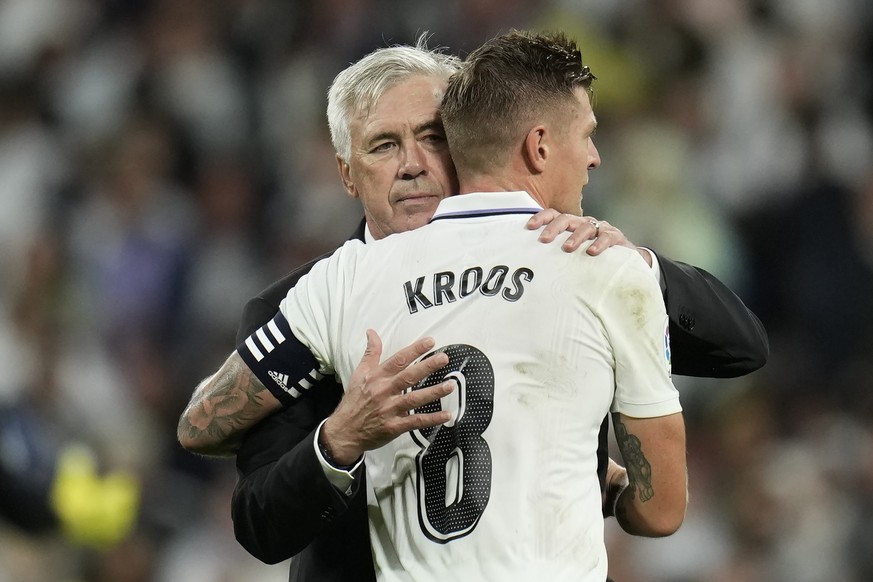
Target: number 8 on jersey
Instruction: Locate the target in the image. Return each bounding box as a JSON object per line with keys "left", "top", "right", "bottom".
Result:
{"left": 411, "top": 344, "right": 495, "bottom": 543}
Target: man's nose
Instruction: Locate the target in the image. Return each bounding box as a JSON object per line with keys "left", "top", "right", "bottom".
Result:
{"left": 398, "top": 143, "right": 426, "bottom": 179}
{"left": 588, "top": 140, "right": 601, "bottom": 170}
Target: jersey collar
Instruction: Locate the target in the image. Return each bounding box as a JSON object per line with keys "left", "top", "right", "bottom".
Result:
{"left": 429, "top": 191, "right": 543, "bottom": 223}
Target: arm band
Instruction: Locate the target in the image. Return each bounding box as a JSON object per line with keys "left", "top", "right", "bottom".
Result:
{"left": 236, "top": 313, "right": 327, "bottom": 407}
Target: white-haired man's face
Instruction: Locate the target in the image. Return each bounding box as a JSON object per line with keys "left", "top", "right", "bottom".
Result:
{"left": 337, "top": 75, "right": 458, "bottom": 239}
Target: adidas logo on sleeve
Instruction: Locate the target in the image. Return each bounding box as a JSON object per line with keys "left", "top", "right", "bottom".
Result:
{"left": 267, "top": 371, "right": 289, "bottom": 390}
{"left": 236, "top": 312, "right": 329, "bottom": 406}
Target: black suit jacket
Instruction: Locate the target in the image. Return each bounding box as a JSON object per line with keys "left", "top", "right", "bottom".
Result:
{"left": 231, "top": 220, "right": 768, "bottom": 581}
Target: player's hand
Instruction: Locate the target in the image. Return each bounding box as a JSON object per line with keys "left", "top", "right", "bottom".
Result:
{"left": 320, "top": 330, "right": 453, "bottom": 466}
{"left": 527, "top": 210, "right": 652, "bottom": 266}
{"left": 602, "top": 457, "right": 630, "bottom": 518}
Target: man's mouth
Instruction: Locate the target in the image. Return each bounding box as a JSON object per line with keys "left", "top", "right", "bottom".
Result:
{"left": 397, "top": 193, "right": 439, "bottom": 203}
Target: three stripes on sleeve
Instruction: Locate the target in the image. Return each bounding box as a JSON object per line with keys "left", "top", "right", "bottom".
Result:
{"left": 236, "top": 313, "right": 326, "bottom": 407}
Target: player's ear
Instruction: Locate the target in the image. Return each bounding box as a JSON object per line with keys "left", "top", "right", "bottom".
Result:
{"left": 522, "top": 125, "right": 548, "bottom": 174}
{"left": 336, "top": 155, "right": 358, "bottom": 198}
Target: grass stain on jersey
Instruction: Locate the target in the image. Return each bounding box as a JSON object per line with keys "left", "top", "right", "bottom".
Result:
{"left": 616, "top": 285, "right": 650, "bottom": 330}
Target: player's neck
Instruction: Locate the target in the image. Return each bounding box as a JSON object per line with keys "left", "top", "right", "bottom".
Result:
{"left": 457, "top": 173, "right": 536, "bottom": 198}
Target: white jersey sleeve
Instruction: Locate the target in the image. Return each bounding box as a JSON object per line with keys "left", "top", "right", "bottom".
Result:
{"left": 278, "top": 239, "right": 366, "bottom": 378}
{"left": 597, "top": 253, "right": 680, "bottom": 418}
{"left": 234, "top": 239, "right": 365, "bottom": 406}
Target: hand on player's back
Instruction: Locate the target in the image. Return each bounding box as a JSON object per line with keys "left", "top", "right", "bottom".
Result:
{"left": 319, "top": 331, "right": 455, "bottom": 466}
{"left": 527, "top": 209, "right": 651, "bottom": 266}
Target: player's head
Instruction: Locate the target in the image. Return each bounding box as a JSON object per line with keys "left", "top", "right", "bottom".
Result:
{"left": 441, "top": 30, "right": 601, "bottom": 216}
{"left": 328, "top": 36, "right": 461, "bottom": 239}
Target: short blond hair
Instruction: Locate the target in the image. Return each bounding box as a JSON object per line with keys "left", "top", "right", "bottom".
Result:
{"left": 441, "top": 30, "right": 595, "bottom": 174}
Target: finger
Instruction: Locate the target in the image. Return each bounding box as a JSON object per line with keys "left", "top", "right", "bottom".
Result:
{"left": 537, "top": 214, "right": 575, "bottom": 243}
{"left": 560, "top": 220, "right": 599, "bottom": 252}
{"left": 379, "top": 336, "right": 438, "bottom": 376}
{"left": 403, "top": 380, "right": 454, "bottom": 410}
{"left": 586, "top": 231, "right": 608, "bottom": 255}
{"left": 357, "top": 329, "right": 384, "bottom": 370}
{"left": 401, "top": 409, "right": 454, "bottom": 432}
{"left": 393, "top": 350, "right": 449, "bottom": 389}
{"left": 526, "top": 208, "right": 560, "bottom": 229}
{"left": 586, "top": 221, "right": 630, "bottom": 255}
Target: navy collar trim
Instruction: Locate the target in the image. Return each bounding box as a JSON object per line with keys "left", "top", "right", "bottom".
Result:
{"left": 429, "top": 208, "right": 540, "bottom": 223}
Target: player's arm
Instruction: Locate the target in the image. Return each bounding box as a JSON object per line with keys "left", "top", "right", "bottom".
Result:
{"left": 177, "top": 353, "right": 282, "bottom": 456}
{"left": 599, "top": 249, "right": 687, "bottom": 535}
{"left": 177, "top": 276, "right": 331, "bottom": 457}
{"left": 177, "top": 316, "right": 455, "bottom": 457}
{"left": 610, "top": 411, "right": 687, "bottom": 537}
{"left": 529, "top": 211, "right": 768, "bottom": 378}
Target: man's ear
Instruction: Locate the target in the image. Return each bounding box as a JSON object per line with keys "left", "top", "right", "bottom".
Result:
{"left": 522, "top": 125, "right": 549, "bottom": 174}
{"left": 336, "top": 155, "right": 358, "bottom": 198}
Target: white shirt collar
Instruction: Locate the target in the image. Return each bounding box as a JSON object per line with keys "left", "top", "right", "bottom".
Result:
{"left": 430, "top": 191, "right": 543, "bottom": 222}
{"left": 363, "top": 192, "right": 541, "bottom": 241}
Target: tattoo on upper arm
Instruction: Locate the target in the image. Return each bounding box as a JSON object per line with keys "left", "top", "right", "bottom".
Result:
{"left": 613, "top": 417, "right": 654, "bottom": 502}
{"left": 178, "top": 355, "right": 271, "bottom": 454}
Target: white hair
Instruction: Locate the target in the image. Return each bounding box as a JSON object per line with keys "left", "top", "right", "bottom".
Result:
{"left": 326, "top": 35, "right": 461, "bottom": 161}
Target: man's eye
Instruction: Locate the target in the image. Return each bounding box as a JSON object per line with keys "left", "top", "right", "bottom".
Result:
{"left": 422, "top": 133, "right": 446, "bottom": 145}
{"left": 372, "top": 142, "right": 395, "bottom": 153}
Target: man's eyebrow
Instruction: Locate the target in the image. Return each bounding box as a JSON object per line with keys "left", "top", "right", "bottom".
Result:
{"left": 365, "top": 130, "right": 400, "bottom": 146}
{"left": 414, "top": 120, "right": 444, "bottom": 135}
{"left": 364, "top": 119, "right": 444, "bottom": 148}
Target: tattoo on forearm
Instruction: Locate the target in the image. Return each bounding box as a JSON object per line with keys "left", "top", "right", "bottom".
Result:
{"left": 178, "top": 356, "right": 270, "bottom": 453}
{"left": 614, "top": 418, "right": 654, "bottom": 502}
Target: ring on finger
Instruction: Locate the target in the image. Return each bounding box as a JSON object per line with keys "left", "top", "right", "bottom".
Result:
{"left": 587, "top": 218, "right": 600, "bottom": 236}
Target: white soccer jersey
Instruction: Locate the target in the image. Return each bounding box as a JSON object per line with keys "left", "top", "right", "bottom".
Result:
{"left": 277, "top": 191, "right": 680, "bottom": 582}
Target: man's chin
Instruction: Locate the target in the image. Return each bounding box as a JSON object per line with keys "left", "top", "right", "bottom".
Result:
{"left": 398, "top": 196, "right": 441, "bottom": 220}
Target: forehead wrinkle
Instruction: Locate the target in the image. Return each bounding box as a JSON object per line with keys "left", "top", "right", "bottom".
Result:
{"left": 362, "top": 117, "right": 442, "bottom": 147}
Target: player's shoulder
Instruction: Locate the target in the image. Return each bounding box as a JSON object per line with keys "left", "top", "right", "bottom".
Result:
{"left": 567, "top": 242, "right": 645, "bottom": 272}
{"left": 570, "top": 243, "right": 656, "bottom": 292}
{"left": 326, "top": 238, "right": 368, "bottom": 268}
{"left": 597, "top": 244, "right": 649, "bottom": 270}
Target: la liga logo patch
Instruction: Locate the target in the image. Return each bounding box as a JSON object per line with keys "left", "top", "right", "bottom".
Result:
{"left": 664, "top": 324, "right": 672, "bottom": 375}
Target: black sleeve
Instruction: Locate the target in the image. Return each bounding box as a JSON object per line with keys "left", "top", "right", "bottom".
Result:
{"left": 231, "top": 350, "right": 375, "bottom": 577}
{"left": 657, "top": 254, "right": 769, "bottom": 378}
{"left": 231, "top": 380, "right": 366, "bottom": 563}
{"left": 232, "top": 403, "right": 375, "bottom": 580}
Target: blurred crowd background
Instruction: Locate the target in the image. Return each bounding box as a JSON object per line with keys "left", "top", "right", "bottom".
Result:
{"left": 1, "top": 0, "right": 872, "bottom": 580}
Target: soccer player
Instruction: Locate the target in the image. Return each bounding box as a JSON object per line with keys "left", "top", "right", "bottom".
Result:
{"left": 178, "top": 35, "right": 767, "bottom": 582}
{"left": 224, "top": 30, "right": 687, "bottom": 581}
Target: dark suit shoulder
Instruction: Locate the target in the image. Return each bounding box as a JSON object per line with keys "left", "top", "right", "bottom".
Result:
{"left": 657, "top": 254, "right": 769, "bottom": 378}
{"left": 235, "top": 220, "right": 367, "bottom": 344}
